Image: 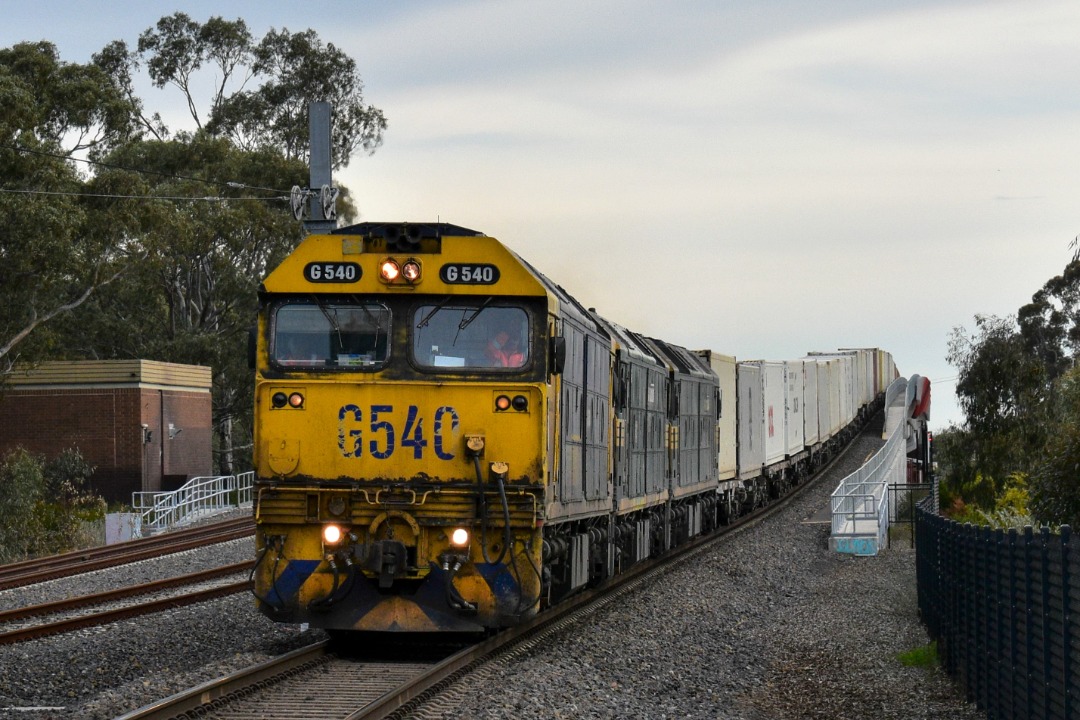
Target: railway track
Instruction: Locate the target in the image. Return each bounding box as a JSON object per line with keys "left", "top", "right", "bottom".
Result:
{"left": 0, "top": 516, "right": 254, "bottom": 591}
{"left": 116, "top": 642, "right": 436, "bottom": 720}
{"left": 0, "top": 562, "right": 251, "bottom": 644}
{"left": 115, "top": 424, "right": 868, "bottom": 720}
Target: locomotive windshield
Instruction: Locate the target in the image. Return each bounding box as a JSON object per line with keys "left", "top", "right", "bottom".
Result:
{"left": 412, "top": 302, "right": 529, "bottom": 370}
{"left": 271, "top": 300, "right": 390, "bottom": 369}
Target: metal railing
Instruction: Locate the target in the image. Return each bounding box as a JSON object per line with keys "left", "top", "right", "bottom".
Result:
{"left": 131, "top": 471, "right": 254, "bottom": 535}
{"left": 829, "top": 422, "right": 907, "bottom": 555}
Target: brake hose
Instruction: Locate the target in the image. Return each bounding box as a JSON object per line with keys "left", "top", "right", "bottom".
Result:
{"left": 250, "top": 536, "right": 286, "bottom": 613}
{"left": 473, "top": 455, "right": 510, "bottom": 565}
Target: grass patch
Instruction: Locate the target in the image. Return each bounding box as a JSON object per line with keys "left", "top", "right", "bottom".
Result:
{"left": 897, "top": 641, "right": 938, "bottom": 668}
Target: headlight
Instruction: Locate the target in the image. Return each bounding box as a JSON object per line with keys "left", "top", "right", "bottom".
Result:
{"left": 450, "top": 527, "right": 470, "bottom": 547}
{"left": 402, "top": 259, "right": 421, "bottom": 282}
{"left": 323, "top": 524, "right": 344, "bottom": 545}
{"left": 379, "top": 259, "right": 401, "bottom": 281}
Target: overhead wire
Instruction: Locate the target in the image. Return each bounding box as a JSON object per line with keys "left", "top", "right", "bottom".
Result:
{"left": 0, "top": 187, "right": 284, "bottom": 202}
{"left": 0, "top": 140, "right": 298, "bottom": 198}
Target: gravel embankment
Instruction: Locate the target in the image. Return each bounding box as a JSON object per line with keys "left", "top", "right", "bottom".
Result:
{"left": 0, "top": 427, "right": 984, "bottom": 720}
{"left": 414, "top": 432, "right": 984, "bottom": 720}
{"left": 0, "top": 521, "right": 326, "bottom": 720}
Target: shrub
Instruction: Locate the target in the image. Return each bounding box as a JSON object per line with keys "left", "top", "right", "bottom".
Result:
{"left": 0, "top": 448, "right": 46, "bottom": 563}
{"left": 0, "top": 447, "right": 106, "bottom": 562}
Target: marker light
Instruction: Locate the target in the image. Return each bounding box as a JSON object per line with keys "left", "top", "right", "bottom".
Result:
{"left": 272, "top": 392, "right": 288, "bottom": 408}
{"left": 495, "top": 395, "right": 512, "bottom": 411}
{"left": 512, "top": 395, "right": 529, "bottom": 411}
{"left": 379, "top": 259, "right": 401, "bottom": 282}
{"left": 323, "top": 524, "right": 344, "bottom": 545}
{"left": 450, "top": 528, "right": 470, "bottom": 547}
{"left": 288, "top": 392, "right": 304, "bottom": 408}
{"left": 402, "top": 260, "right": 421, "bottom": 282}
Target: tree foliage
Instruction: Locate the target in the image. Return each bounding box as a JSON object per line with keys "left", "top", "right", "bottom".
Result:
{"left": 1029, "top": 367, "right": 1080, "bottom": 526}
{"left": 133, "top": 13, "right": 386, "bottom": 168}
{"left": 57, "top": 136, "right": 310, "bottom": 472}
{"left": 1017, "top": 259, "right": 1080, "bottom": 383}
{"left": 945, "top": 314, "right": 1048, "bottom": 494}
{"left": 0, "top": 42, "right": 139, "bottom": 373}
{"left": 944, "top": 255, "right": 1080, "bottom": 526}
{"left": 0, "top": 447, "right": 104, "bottom": 563}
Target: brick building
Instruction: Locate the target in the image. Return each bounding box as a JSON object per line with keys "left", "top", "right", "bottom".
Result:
{"left": 0, "top": 360, "right": 213, "bottom": 504}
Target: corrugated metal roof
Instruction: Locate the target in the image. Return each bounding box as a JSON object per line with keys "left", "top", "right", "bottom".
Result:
{"left": 4, "top": 360, "right": 212, "bottom": 389}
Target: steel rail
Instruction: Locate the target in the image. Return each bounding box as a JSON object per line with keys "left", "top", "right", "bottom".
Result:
{"left": 0, "top": 579, "right": 250, "bottom": 644}
{"left": 0, "top": 561, "right": 251, "bottom": 624}
{"left": 0, "top": 517, "right": 253, "bottom": 591}
{"left": 113, "top": 642, "right": 333, "bottom": 720}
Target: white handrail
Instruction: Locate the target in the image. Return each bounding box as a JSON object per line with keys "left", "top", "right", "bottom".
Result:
{"left": 131, "top": 471, "right": 254, "bottom": 535}
{"left": 829, "top": 420, "right": 906, "bottom": 555}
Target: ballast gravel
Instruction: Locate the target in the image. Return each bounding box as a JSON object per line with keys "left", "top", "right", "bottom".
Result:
{"left": 416, "top": 431, "right": 983, "bottom": 720}
{"left": 0, "top": 430, "right": 981, "bottom": 719}
{"left": 0, "top": 519, "right": 328, "bottom": 720}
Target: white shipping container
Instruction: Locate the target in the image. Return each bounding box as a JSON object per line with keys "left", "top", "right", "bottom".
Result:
{"left": 784, "top": 360, "right": 805, "bottom": 456}
{"left": 736, "top": 362, "right": 764, "bottom": 480}
{"left": 835, "top": 349, "right": 875, "bottom": 411}
{"left": 808, "top": 356, "right": 842, "bottom": 439}
{"left": 857, "top": 349, "right": 870, "bottom": 406}
{"left": 843, "top": 355, "right": 857, "bottom": 424}
{"left": 759, "top": 361, "right": 787, "bottom": 467}
{"left": 802, "top": 360, "right": 819, "bottom": 446}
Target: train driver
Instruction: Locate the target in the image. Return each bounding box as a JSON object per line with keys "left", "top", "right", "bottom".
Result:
{"left": 486, "top": 326, "right": 525, "bottom": 368}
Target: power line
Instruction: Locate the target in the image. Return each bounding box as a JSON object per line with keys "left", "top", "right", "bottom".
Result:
{"left": 0, "top": 187, "right": 285, "bottom": 202}
{"left": 0, "top": 141, "right": 295, "bottom": 196}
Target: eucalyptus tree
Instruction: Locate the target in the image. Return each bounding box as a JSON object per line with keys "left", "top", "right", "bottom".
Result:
{"left": 946, "top": 314, "right": 1048, "bottom": 500}
{"left": 1030, "top": 367, "right": 1080, "bottom": 526}
{"left": 128, "top": 12, "right": 386, "bottom": 167}
{"left": 0, "top": 41, "right": 140, "bottom": 375}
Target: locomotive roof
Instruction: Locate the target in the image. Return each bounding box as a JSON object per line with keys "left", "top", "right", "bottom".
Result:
{"left": 331, "top": 221, "right": 486, "bottom": 237}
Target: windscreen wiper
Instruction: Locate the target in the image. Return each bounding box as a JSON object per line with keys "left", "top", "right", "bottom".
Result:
{"left": 416, "top": 296, "right": 451, "bottom": 329}
{"left": 458, "top": 297, "right": 493, "bottom": 331}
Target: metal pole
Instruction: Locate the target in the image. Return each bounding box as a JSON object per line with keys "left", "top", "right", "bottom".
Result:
{"left": 305, "top": 101, "right": 336, "bottom": 234}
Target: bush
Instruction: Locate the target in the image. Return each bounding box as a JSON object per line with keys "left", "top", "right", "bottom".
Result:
{"left": 1030, "top": 421, "right": 1080, "bottom": 527}
{"left": 0, "top": 447, "right": 106, "bottom": 563}
{"left": 0, "top": 448, "right": 46, "bottom": 563}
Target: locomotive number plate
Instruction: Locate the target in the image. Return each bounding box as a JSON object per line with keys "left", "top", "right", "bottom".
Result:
{"left": 304, "top": 262, "right": 362, "bottom": 283}
{"left": 339, "top": 404, "right": 460, "bottom": 461}
{"left": 439, "top": 263, "right": 500, "bottom": 285}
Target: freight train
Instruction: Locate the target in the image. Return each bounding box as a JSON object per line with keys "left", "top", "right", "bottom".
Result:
{"left": 249, "top": 222, "right": 895, "bottom": 633}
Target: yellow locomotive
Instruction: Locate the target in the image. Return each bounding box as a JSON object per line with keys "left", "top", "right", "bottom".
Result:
{"left": 252, "top": 222, "right": 686, "bottom": 633}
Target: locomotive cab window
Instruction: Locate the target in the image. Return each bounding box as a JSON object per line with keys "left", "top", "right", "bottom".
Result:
{"left": 412, "top": 302, "right": 530, "bottom": 370}
{"left": 272, "top": 300, "right": 390, "bottom": 369}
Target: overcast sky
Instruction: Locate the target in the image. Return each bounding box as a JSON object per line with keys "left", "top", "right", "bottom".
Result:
{"left": 8, "top": 0, "right": 1080, "bottom": 431}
